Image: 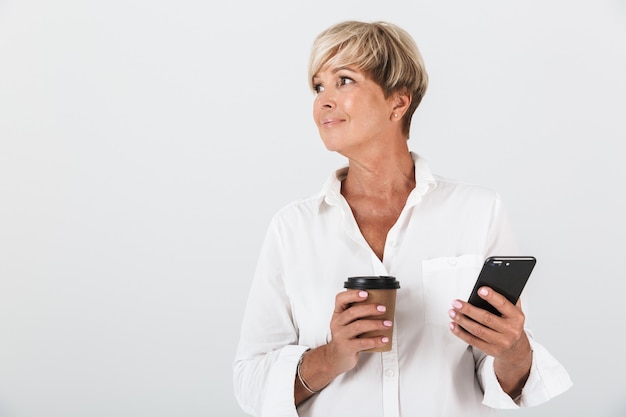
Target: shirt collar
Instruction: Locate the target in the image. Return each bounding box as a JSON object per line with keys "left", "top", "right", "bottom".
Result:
{"left": 318, "top": 152, "right": 437, "bottom": 210}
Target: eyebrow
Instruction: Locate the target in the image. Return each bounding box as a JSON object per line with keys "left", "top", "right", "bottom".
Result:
{"left": 312, "top": 66, "right": 358, "bottom": 81}
{"left": 331, "top": 66, "right": 357, "bottom": 74}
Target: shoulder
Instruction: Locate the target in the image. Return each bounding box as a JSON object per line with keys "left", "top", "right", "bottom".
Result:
{"left": 431, "top": 174, "right": 503, "bottom": 206}
{"left": 268, "top": 192, "right": 325, "bottom": 228}
{"left": 412, "top": 152, "right": 502, "bottom": 203}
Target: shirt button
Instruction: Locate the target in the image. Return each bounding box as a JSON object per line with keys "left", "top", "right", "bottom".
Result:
{"left": 448, "top": 259, "right": 457, "bottom": 267}
{"left": 385, "top": 369, "right": 395, "bottom": 377}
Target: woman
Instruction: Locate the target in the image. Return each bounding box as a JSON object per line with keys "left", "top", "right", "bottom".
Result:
{"left": 233, "top": 20, "right": 572, "bottom": 417}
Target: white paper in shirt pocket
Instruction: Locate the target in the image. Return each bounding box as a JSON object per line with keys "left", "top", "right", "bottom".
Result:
{"left": 421, "top": 254, "right": 483, "bottom": 326}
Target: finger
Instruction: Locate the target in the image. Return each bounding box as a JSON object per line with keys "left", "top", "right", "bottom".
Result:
{"left": 330, "top": 318, "right": 393, "bottom": 354}
{"left": 347, "top": 320, "right": 393, "bottom": 352}
{"left": 448, "top": 320, "right": 493, "bottom": 354}
{"left": 352, "top": 334, "right": 391, "bottom": 352}
{"left": 476, "top": 286, "right": 520, "bottom": 318}
{"left": 334, "top": 302, "right": 389, "bottom": 327}
{"left": 329, "top": 333, "right": 391, "bottom": 355}
{"left": 345, "top": 317, "right": 393, "bottom": 338}
{"left": 334, "top": 289, "right": 369, "bottom": 313}
{"left": 448, "top": 300, "right": 506, "bottom": 338}
{"left": 448, "top": 307, "right": 499, "bottom": 344}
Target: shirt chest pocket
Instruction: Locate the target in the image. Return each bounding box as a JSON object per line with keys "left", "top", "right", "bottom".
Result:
{"left": 421, "top": 254, "right": 483, "bottom": 326}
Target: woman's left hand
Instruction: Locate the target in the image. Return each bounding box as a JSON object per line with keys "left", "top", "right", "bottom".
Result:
{"left": 448, "top": 286, "right": 532, "bottom": 397}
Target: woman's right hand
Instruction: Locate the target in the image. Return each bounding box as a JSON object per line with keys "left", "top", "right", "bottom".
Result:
{"left": 295, "top": 290, "right": 392, "bottom": 405}
{"left": 326, "top": 289, "right": 392, "bottom": 374}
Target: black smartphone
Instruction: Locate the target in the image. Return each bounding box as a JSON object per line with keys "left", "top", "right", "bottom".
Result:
{"left": 467, "top": 256, "right": 536, "bottom": 316}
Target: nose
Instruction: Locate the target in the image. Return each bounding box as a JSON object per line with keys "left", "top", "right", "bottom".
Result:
{"left": 316, "top": 91, "right": 336, "bottom": 110}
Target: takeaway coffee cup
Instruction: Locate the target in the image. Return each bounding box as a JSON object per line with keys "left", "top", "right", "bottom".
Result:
{"left": 343, "top": 276, "right": 400, "bottom": 352}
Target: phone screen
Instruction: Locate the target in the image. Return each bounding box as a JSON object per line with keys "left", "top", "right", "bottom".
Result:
{"left": 467, "top": 256, "right": 536, "bottom": 316}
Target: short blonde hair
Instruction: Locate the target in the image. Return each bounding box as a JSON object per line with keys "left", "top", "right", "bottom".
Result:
{"left": 309, "top": 21, "right": 428, "bottom": 138}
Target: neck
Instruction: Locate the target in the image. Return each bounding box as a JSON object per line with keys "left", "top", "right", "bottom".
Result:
{"left": 342, "top": 149, "right": 415, "bottom": 199}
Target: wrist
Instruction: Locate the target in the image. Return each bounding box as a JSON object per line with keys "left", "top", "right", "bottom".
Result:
{"left": 297, "top": 349, "right": 320, "bottom": 394}
{"left": 299, "top": 344, "right": 344, "bottom": 393}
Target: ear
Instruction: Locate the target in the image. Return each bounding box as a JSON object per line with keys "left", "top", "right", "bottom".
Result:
{"left": 391, "top": 90, "right": 411, "bottom": 119}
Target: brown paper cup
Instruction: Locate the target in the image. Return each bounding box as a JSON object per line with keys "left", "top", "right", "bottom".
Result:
{"left": 344, "top": 276, "right": 400, "bottom": 353}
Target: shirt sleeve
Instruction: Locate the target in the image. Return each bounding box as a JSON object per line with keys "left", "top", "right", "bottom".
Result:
{"left": 477, "top": 332, "right": 573, "bottom": 408}
{"left": 477, "top": 195, "right": 573, "bottom": 408}
{"left": 483, "top": 193, "right": 521, "bottom": 257}
{"left": 232, "top": 215, "right": 309, "bottom": 417}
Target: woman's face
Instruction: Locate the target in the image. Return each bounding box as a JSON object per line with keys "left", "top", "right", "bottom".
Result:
{"left": 312, "top": 65, "right": 396, "bottom": 156}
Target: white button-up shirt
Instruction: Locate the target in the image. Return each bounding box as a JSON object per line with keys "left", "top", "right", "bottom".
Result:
{"left": 233, "top": 153, "right": 572, "bottom": 417}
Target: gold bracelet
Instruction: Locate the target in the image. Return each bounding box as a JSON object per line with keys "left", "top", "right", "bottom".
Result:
{"left": 297, "top": 349, "right": 319, "bottom": 394}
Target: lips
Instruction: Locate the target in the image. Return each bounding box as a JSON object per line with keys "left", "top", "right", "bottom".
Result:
{"left": 321, "top": 117, "right": 344, "bottom": 127}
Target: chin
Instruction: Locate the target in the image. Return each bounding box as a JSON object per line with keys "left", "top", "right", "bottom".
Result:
{"left": 319, "top": 134, "right": 343, "bottom": 152}
{"left": 321, "top": 140, "right": 342, "bottom": 153}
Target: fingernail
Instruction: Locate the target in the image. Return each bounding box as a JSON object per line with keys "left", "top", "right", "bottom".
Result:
{"left": 359, "top": 291, "right": 368, "bottom": 298}
{"left": 383, "top": 320, "right": 393, "bottom": 327}
{"left": 377, "top": 305, "right": 386, "bottom": 312}
{"left": 448, "top": 322, "right": 455, "bottom": 330}
{"left": 451, "top": 300, "right": 462, "bottom": 309}
{"left": 479, "top": 287, "right": 488, "bottom": 296}
{"left": 382, "top": 337, "right": 389, "bottom": 343}
{"left": 448, "top": 309, "right": 456, "bottom": 318}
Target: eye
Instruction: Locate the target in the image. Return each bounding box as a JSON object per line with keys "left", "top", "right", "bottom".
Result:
{"left": 312, "top": 83, "right": 324, "bottom": 94}
{"left": 339, "top": 76, "right": 354, "bottom": 86}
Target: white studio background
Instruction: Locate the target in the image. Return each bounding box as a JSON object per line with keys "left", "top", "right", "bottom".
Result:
{"left": 1, "top": 1, "right": 625, "bottom": 416}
